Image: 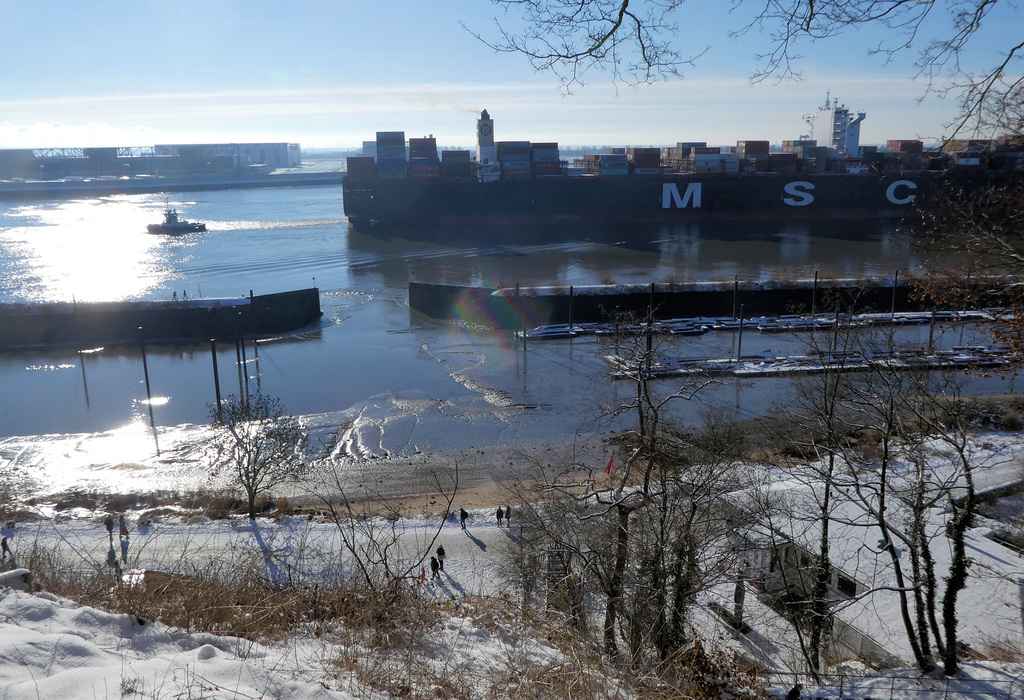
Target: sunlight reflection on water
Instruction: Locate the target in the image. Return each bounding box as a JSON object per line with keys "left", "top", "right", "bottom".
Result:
{"left": 2, "top": 197, "right": 175, "bottom": 302}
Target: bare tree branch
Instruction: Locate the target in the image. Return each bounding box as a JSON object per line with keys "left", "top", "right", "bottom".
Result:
{"left": 477, "top": 0, "right": 1022, "bottom": 133}
{"left": 467, "top": 0, "right": 703, "bottom": 91}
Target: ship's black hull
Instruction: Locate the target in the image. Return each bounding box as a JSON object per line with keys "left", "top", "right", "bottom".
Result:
{"left": 342, "top": 172, "right": 969, "bottom": 230}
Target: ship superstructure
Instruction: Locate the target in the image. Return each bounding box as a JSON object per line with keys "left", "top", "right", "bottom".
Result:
{"left": 804, "top": 94, "right": 866, "bottom": 156}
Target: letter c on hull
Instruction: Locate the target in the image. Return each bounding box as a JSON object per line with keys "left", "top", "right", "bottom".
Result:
{"left": 886, "top": 180, "right": 917, "bottom": 205}
{"left": 782, "top": 181, "right": 815, "bottom": 207}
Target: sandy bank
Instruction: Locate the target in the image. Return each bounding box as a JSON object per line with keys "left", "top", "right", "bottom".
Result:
{"left": 299, "top": 434, "right": 617, "bottom": 517}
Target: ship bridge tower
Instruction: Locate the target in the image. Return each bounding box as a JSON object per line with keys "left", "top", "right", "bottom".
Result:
{"left": 805, "top": 94, "right": 866, "bottom": 157}
{"left": 476, "top": 109, "right": 496, "bottom": 163}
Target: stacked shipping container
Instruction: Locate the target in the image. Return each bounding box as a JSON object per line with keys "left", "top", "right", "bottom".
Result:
{"left": 496, "top": 141, "right": 531, "bottom": 179}
{"left": 531, "top": 142, "right": 561, "bottom": 176}
{"left": 349, "top": 117, "right": 963, "bottom": 185}
{"left": 736, "top": 140, "right": 770, "bottom": 157}
{"left": 376, "top": 131, "right": 407, "bottom": 180}
{"left": 409, "top": 137, "right": 440, "bottom": 180}
{"left": 441, "top": 149, "right": 473, "bottom": 179}
{"left": 887, "top": 140, "right": 924, "bottom": 154}
{"left": 600, "top": 151, "right": 629, "bottom": 175}
{"left": 627, "top": 147, "right": 661, "bottom": 174}
{"left": 782, "top": 139, "right": 817, "bottom": 154}
{"left": 346, "top": 156, "right": 376, "bottom": 180}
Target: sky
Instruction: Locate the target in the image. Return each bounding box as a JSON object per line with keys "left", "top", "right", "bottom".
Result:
{"left": 0, "top": 0, "right": 1020, "bottom": 150}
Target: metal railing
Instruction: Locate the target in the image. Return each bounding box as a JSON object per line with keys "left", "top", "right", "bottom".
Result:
{"left": 765, "top": 671, "right": 1024, "bottom": 700}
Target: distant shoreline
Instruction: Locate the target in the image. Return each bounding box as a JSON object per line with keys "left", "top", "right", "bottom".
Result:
{"left": 0, "top": 170, "right": 344, "bottom": 201}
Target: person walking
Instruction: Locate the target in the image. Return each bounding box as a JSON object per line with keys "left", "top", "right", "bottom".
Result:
{"left": 786, "top": 683, "right": 802, "bottom": 700}
{"left": 103, "top": 515, "right": 114, "bottom": 543}
{"left": 504, "top": 506, "right": 511, "bottom": 527}
{"left": 460, "top": 508, "right": 469, "bottom": 530}
{"left": 1, "top": 536, "right": 10, "bottom": 561}
{"left": 496, "top": 507, "right": 504, "bottom": 527}
{"left": 430, "top": 556, "right": 440, "bottom": 580}
{"left": 118, "top": 514, "right": 129, "bottom": 540}
{"left": 436, "top": 545, "right": 446, "bottom": 571}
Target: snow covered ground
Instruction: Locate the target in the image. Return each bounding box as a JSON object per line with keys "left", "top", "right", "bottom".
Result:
{"left": 3, "top": 430, "right": 1024, "bottom": 698}
{"left": 0, "top": 510, "right": 561, "bottom": 700}
{"left": 2, "top": 500, "right": 1024, "bottom": 699}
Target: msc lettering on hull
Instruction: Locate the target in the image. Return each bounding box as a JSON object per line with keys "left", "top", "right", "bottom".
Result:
{"left": 662, "top": 183, "right": 702, "bottom": 208}
{"left": 782, "top": 181, "right": 814, "bottom": 206}
{"left": 661, "top": 180, "right": 918, "bottom": 210}
{"left": 886, "top": 180, "right": 917, "bottom": 205}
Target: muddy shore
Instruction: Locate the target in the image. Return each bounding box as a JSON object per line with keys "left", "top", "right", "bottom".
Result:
{"left": 303, "top": 435, "right": 616, "bottom": 517}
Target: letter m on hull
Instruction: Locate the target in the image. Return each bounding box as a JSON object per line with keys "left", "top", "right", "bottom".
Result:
{"left": 662, "top": 182, "right": 702, "bottom": 209}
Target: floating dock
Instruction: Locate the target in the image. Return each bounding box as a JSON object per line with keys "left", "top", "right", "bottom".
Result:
{"left": 606, "top": 345, "right": 1010, "bottom": 379}
{"left": 409, "top": 278, "right": 940, "bottom": 330}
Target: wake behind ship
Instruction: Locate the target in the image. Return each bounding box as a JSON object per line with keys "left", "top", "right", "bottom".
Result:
{"left": 343, "top": 106, "right": 1016, "bottom": 230}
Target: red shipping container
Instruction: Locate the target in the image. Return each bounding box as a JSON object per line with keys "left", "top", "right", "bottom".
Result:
{"left": 409, "top": 137, "right": 438, "bottom": 158}
{"left": 737, "top": 140, "right": 770, "bottom": 155}
{"left": 886, "top": 140, "right": 924, "bottom": 153}
{"left": 532, "top": 161, "right": 562, "bottom": 175}
{"left": 501, "top": 168, "right": 532, "bottom": 180}
{"left": 630, "top": 155, "right": 661, "bottom": 167}
{"left": 410, "top": 162, "right": 441, "bottom": 179}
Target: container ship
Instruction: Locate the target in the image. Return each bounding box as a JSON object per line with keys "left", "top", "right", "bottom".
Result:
{"left": 343, "top": 106, "right": 1019, "bottom": 230}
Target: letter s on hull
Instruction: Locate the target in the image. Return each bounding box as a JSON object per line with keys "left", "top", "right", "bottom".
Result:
{"left": 886, "top": 180, "right": 917, "bottom": 205}
{"left": 662, "top": 182, "right": 702, "bottom": 208}
{"left": 782, "top": 181, "right": 815, "bottom": 207}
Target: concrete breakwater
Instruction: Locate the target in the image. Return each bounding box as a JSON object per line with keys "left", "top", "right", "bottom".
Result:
{"left": 0, "top": 287, "right": 322, "bottom": 350}
{"left": 409, "top": 278, "right": 931, "bottom": 330}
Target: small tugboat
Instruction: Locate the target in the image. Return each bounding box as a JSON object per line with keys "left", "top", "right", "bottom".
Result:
{"left": 147, "top": 205, "right": 206, "bottom": 234}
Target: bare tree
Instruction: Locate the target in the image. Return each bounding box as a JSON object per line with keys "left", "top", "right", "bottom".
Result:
{"left": 914, "top": 174, "right": 1024, "bottom": 362}
{"left": 834, "top": 334, "right": 939, "bottom": 673}
{"left": 479, "top": 0, "right": 1023, "bottom": 131}
{"left": 305, "top": 460, "right": 460, "bottom": 591}
{"left": 763, "top": 306, "right": 860, "bottom": 680}
{"left": 466, "top": 0, "right": 700, "bottom": 90}
{"left": 209, "top": 394, "right": 309, "bottom": 520}
{"left": 601, "top": 308, "right": 713, "bottom": 461}
{"left": 737, "top": 1, "right": 1023, "bottom": 135}
{"left": 888, "top": 370, "right": 981, "bottom": 675}
{"left": 503, "top": 404, "right": 744, "bottom": 666}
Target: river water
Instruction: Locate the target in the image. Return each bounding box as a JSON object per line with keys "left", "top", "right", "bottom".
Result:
{"left": 0, "top": 185, "right": 1010, "bottom": 494}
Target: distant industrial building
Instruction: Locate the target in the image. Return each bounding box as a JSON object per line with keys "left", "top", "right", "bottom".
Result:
{"left": 0, "top": 143, "right": 301, "bottom": 180}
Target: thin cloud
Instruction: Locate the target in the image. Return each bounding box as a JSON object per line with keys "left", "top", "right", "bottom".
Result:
{"left": 0, "top": 76, "right": 962, "bottom": 149}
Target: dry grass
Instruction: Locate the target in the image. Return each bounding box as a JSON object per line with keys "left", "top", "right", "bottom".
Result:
{"left": 3, "top": 521, "right": 774, "bottom": 700}
{"left": 25, "top": 487, "right": 296, "bottom": 523}
{"left": 978, "top": 637, "right": 1024, "bottom": 663}
{"left": 18, "top": 538, "right": 437, "bottom": 645}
